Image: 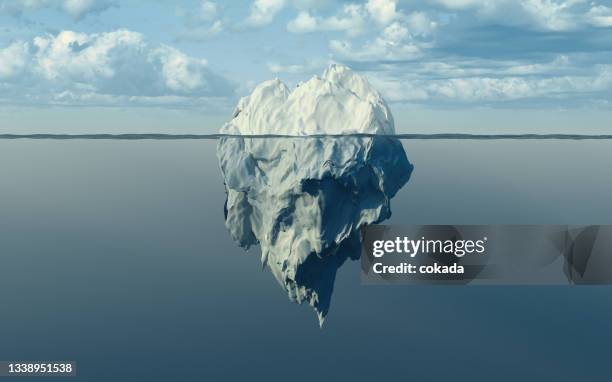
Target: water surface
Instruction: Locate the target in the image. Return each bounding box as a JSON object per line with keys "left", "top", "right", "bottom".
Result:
{"left": 1, "top": 138, "right": 611, "bottom": 381}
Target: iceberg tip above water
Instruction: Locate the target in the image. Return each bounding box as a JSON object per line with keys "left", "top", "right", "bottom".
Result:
{"left": 220, "top": 64, "right": 395, "bottom": 136}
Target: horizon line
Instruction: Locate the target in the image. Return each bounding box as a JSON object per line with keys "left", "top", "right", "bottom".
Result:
{"left": 1, "top": 133, "right": 612, "bottom": 140}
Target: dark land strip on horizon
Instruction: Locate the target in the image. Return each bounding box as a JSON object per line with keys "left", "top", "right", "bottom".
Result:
{"left": 2, "top": 133, "right": 612, "bottom": 140}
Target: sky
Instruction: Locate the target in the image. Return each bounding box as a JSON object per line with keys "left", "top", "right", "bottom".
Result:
{"left": 1, "top": 0, "right": 612, "bottom": 133}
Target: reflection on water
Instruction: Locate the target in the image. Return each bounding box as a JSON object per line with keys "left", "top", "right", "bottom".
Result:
{"left": 217, "top": 136, "right": 413, "bottom": 324}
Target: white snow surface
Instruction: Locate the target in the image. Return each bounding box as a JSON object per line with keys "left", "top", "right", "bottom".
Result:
{"left": 220, "top": 65, "right": 395, "bottom": 135}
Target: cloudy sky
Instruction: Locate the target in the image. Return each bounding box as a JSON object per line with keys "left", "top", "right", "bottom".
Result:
{"left": 1, "top": 0, "right": 612, "bottom": 133}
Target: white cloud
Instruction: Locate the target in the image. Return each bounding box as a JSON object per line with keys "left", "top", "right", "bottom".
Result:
{"left": 266, "top": 58, "right": 330, "bottom": 74}
{"left": 329, "top": 13, "right": 437, "bottom": 62}
{"left": 289, "top": 2, "right": 437, "bottom": 62}
{"left": 156, "top": 46, "right": 209, "bottom": 92}
{"left": 176, "top": 1, "right": 224, "bottom": 41}
{"left": 366, "top": 57, "right": 612, "bottom": 103}
{"left": 381, "top": 21, "right": 409, "bottom": 42}
{"left": 208, "top": 20, "right": 224, "bottom": 35}
{"left": 586, "top": 5, "right": 612, "bottom": 27}
{"left": 422, "top": 70, "right": 612, "bottom": 101}
{"left": 33, "top": 30, "right": 140, "bottom": 82}
{"left": 287, "top": 11, "right": 318, "bottom": 32}
{"left": 405, "top": 12, "right": 438, "bottom": 36}
{"left": 199, "top": 0, "right": 218, "bottom": 21}
{"left": 62, "top": 0, "right": 111, "bottom": 20}
{"left": 330, "top": 32, "right": 423, "bottom": 62}
{"left": 518, "top": 0, "right": 586, "bottom": 31}
{"left": 177, "top": 20, "right": 224, "bottom": 41}
{"left": 366, "top": 0, "right": 398, "bottom": 25}
{"left": 246, "top": 0, "right": 287, "bottom": 26}
{"left": 287, "top": 1, "right": 406, "bottom": 34}
{"left": 287, "top": 4, "right": 368, "bottom": 35}
{"left": 0, "top": 29, "right": 234, "bottom": 106}
{"left": 433, "top": 0, "right": 487, "bottom": 10}
{"left": 0, "top": 0, "right": 114, "bottom": 20}
{"left": 433, "top": 0, "right": 594, "bottom": 31}
{"left": 0, "top": 42, "right": 30, "bottom": 79}
{"left": 285, "top": 0, "right": 608, "bottom": 36}
{"left": 504, "top": 55, "right": 570, "bottom": 75}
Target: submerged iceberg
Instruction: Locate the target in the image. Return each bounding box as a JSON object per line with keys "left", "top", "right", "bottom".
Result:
{"left": 217, "top": 65, "right": 413, "bottom": 325}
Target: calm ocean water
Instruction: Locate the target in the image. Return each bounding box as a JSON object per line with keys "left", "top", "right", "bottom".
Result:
{"left": 1, "top": 138, "right": 611, "bottom": 381}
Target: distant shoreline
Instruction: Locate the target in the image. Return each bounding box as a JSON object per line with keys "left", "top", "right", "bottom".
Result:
{"left": 1, "top": 133, "right": 612, "bottom": 140}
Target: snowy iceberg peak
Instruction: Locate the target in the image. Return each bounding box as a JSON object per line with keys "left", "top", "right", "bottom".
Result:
{"left": 222, "top": 64, "right": 395, "bottom": 136}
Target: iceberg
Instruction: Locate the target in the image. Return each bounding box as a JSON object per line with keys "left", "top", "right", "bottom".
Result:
{"left": 220, "top": 64, "right": 395, "bottom": 136}
{"left": 217, "top": 65, "right": 413, "bottom": 325}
